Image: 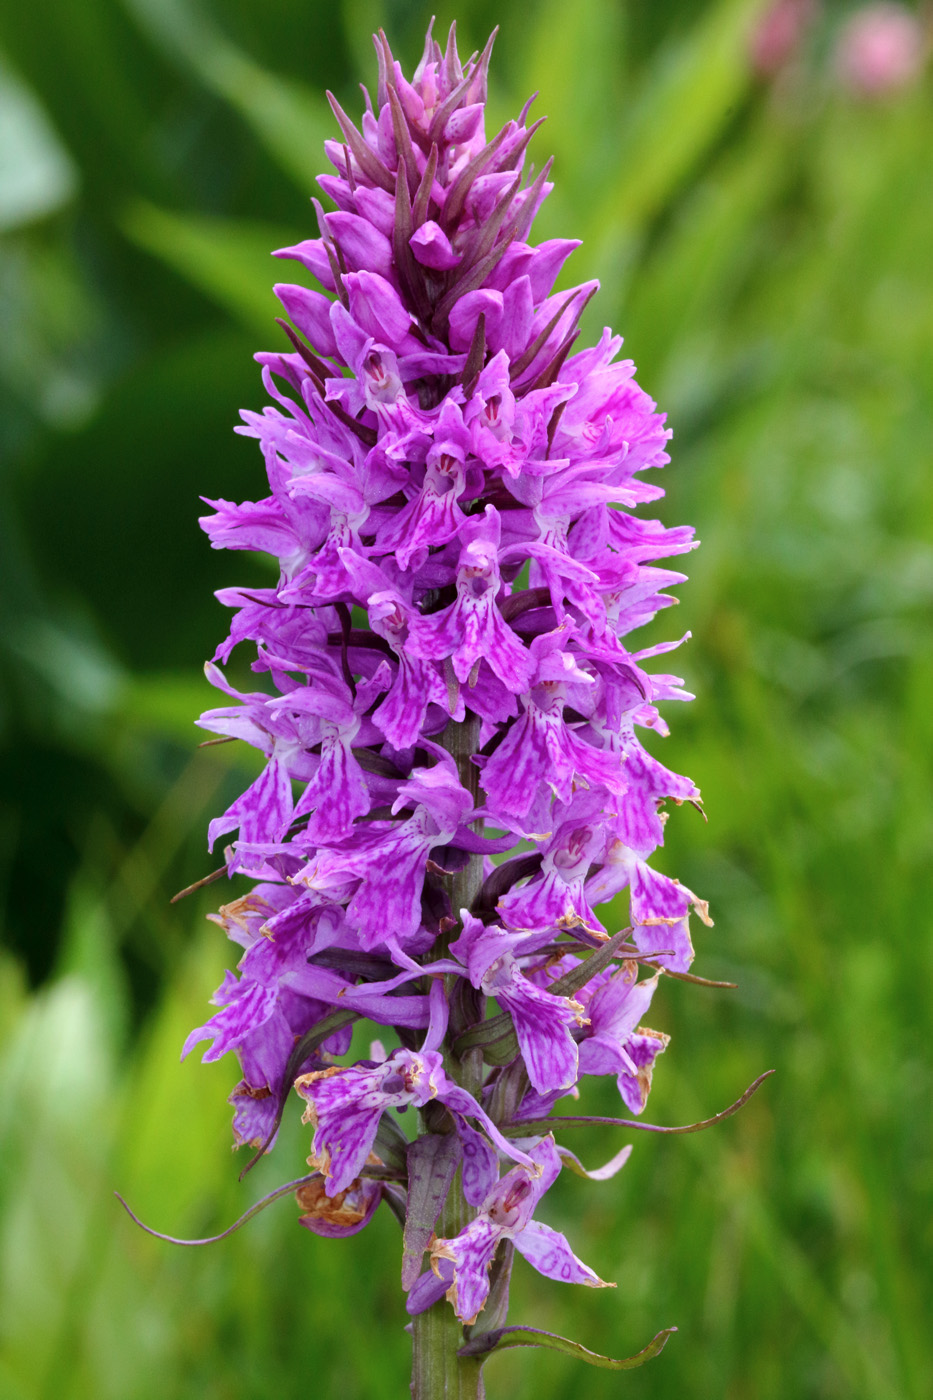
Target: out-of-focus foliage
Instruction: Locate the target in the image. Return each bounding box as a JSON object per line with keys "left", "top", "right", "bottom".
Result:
{"left": 1, "top": 0, "right": 931, "bottom": 1396}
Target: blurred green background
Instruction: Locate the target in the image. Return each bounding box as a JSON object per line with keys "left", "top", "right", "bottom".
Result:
{"left": 1, "top": 0, "right": 931, "bottom": 1396}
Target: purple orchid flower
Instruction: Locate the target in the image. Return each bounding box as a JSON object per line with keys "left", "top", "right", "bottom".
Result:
{"left": 172, "top": 23, "right": 743, "bottom": 1394}
{"left": 408, "top": 507, "right": 536, "bottom": 695}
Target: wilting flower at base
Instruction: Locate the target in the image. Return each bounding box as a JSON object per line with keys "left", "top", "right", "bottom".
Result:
{"left": 296, "top": 1173, "right": 385, "bottom": 1237}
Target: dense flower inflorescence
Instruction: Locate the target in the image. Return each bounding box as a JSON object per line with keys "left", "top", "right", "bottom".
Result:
{"left": 185, "top": 23, "right": 709, "bottom": 1338}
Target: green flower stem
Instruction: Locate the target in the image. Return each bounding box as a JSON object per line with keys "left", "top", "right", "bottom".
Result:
{"left": 411, "top": 716, "right": 487, "bottom": 1399}
{"left": 410, "top": 1176, "right": 486, "bottom": 1400}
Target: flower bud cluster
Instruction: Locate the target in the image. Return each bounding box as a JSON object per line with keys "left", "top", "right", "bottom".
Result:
{"left": 185, "top": 23, "right": 708, "bottom": 1325}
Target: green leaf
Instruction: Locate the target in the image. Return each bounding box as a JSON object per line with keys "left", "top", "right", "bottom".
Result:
{"left": 596, "top": 0, "right": 761, "bottom": 232}
{"left": 452, "top": 1010, "right": 518, "bottom": 1066}
{"left": 459, "top": 1324, "right": 677, "bottom": 1369}
{"left": 0, "top": 55, "right": 78, "bottom": 231}
{"left": 120, "top": 202, "right": 301, "bottom": 334}
{"left": 122, "top": 0, "right": 331, "bottom": 190}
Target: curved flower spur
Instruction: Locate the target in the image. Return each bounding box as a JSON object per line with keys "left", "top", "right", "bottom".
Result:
{"left": 119, "top": 21, "right": 773, "bottom": 1399}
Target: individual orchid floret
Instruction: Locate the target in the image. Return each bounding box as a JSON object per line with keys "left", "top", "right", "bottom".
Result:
{"left": 269, "top": 685, "right": 370, "bottom": 844}
{"left": 295, "top": 758, "right": 474, "bottom": 946}
{"left": 478, "top": 675, "right": 625, "bottom": 824}
{"left": 585, "top": 843, "right": 712, "bottom": 973}
{"left": 451, "top": 912, "right": 583, "bottom": 1094}
{"left": 408, "top": 507, "right": 535, "bottom": 694}
{"left": 577, "top": 962, "right": 669, "bottom": 1114}
{"left": 496, "top": 802, "right": 607, "bottom": 934}
{"left": 376, "top": 399, "right": 473, "bottom": 569}
{"left": 416, "top": 1137, "right": 613, "bottom": 1325}
{"left": 295, "top": 1044, "right": 532, "bottom": 1197}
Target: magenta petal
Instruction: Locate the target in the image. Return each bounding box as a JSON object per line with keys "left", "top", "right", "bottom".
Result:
{"left": 274, "top": 283, "right": 340, "bottom": 357}
{"left": 448, "top": 289, "right": 504, "bottom": 352}
{"left": 272, "top": 238, "right": 336, "bottom": 291}
{"left": 617, "top": 1029, "right": 670, "bottom": 1113}
{"left": 296, "top": 1049, "right": 445, "bottom": 1195}
{"left": 513, "top": 1220, "right": 611, "bottom": 1289}
{"left": 466, "top": 171, "right": 517, "bottom": 222}
{"left": 406, "top": 1257, "right": 455, "bottom": 1316}
{"left": 523, "top": 238, "right": 582, "bottom": 301}
{"left": 292, "top": 724, "right": 369, "bottom": 842}
{"left": 633, "top": 916, "right": 696, "bottom": 973}
{"left": 208, "top": 753, "right": 293, "bottom": 852}
{"left": 457, "top": 1121, "right": 499, "bottom": 1207}
{"left": 324, "top": 212, "right": 394, "bottom": 277}
{"left": 345, "top": 271, "right": 412, "bottom": 346}
{"left": 629, "top": 863, "right": 709, "bottom": 971}
{"left": 228, "top": 1079, "right": 279, "bottom": 1150}
{"left": 480, "top": 706, "right": 574, "bottom": 820}
{"left": 510, "top": 1008, "right": 579, "bottom": 1095}
{"left": 434, "top": 1216, "right": 502, "bottom": 1324}
{"left": 497, "top": 276, "right": 534, "bottom": 360}
{"left": 497, "top": 860, "right": 602, "bottom": 936}
{"left": 296, "top": 1084, "right": 383, "bottom": 1194}
{"left": 631, "top": 863, "right": 689, "bottom": 923}
{"left": 444, "top": 102, "right": 484, "bottom": 142}
{"left": 182, "top": 974, "right": 278, "bottom": 1064}
{"left": 487, "top": 961, "right": 580, "bottom": 1094}
{"left": 305, "top": 810, "right": 438, "bottom": 946}
{"left": 372, "top": 658, "right": 442, "bottom": 748}
{"left": 410, "top": 221, "right": 461, "bottom": 270}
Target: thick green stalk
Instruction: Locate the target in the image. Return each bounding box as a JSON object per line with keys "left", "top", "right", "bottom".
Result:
{"left": 410, "top": 1177, "right": 486, "bottom": 1400}
{"left": 410, "top": 715, "right": 487, "bottom": 1400}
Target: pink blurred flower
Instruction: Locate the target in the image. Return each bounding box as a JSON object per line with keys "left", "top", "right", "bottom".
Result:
{"left": 835, "top": 4, "right": 927, "bottom": 96}
{"left": 750, "top": 0, "right": 819, "bottom": 76}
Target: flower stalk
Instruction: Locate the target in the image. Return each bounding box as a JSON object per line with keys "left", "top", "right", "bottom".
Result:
{"left": 411, "top": 1182, "right": 486, "bottom": 1400}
